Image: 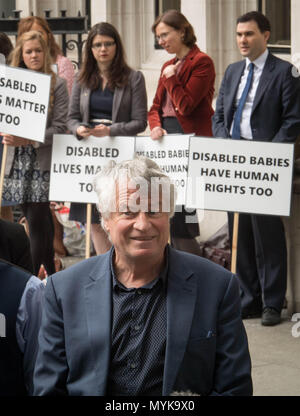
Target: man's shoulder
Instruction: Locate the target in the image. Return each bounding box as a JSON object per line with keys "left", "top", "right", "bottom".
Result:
{"left": 267, "top": 53, "right": 293, "bottom": 71}
{"left": 168, "top": 248, "right": 237, "bottom": 304}
{"left": 169, "top": 247, "right": 234, "bottom": 284}
{"left": 0, "top": 259, "right": 32, "bottom": 288}
{"left": 50, "top": 252, "right": 110, "bottom": 288}
{"left": 225, "top": 59, "right": 245, "bottom": 73}
{"left": 0, "top": 218, "right": 27, "bottom": 238}
{"left": 226, "top": 52, "right": 291, "bottom": 72}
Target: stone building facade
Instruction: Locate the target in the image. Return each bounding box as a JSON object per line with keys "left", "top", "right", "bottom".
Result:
{"left": 2, "top": 0, "right": 296, "bottom": 102}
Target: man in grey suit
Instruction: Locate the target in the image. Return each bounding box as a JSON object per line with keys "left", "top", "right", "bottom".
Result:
{"left": 212, "top": 11, "right": 300, "bottom": 326}
{"left": 34, "top": 157, "right": 252, "bottom": 396}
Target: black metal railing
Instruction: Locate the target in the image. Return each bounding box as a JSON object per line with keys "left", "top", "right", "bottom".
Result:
{"left": 0, "top": 9, "right": 89, "bottom": 69}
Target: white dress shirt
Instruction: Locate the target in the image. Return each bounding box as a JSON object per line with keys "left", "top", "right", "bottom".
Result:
{"left": 230, "top": 49, "right": 269, "bottom": 139}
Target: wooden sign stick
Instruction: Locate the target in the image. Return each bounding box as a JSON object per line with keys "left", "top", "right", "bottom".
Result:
{"left": 231, "top": 212, "right": 239, "bottom": 274}
{"left": 85, "top": 203, "right": 92, "bottom": 259}
{"left": 0, "top": 143, "right": 8, "bottom": 217}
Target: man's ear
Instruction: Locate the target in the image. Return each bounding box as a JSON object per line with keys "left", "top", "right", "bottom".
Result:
{"left": 264, "top": 30, "right": 271, "bottom": 43}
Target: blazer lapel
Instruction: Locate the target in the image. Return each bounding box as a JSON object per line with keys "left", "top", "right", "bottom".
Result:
{"left": 251, "top": 53, "right": 275, "bottom": 114}
{"left": 162, "top": 248, "right": 197, "bottom": 396}
{"left": 80, "top": 87, "right": 91, "bottom": 123}
{"left": 176, "top": 45, "right": 199, "bottom": 82}
{"left": 84, "top": 251, "right": 112, "bottom": 395}
{"left": 112, "top": 86, "right": 125, "bottom": 122}
{"left": 226, "top": 61, "right": 245, "bottom": 128}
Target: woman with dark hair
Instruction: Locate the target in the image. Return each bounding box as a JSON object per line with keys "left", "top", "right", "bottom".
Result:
{"left": 67, "top": 22, "right": 147, "bottom": 254}
{"left": 0, "top": 32, "right": 13, "bottom": 60}
{"left": 18, "top": 16, "right": 75, "bottom": 94}
{"left": 1, "top": 31, "right": 69, "bottom": 276}
{"left": 148, "top": 10, "right": 216, "bottom": 255}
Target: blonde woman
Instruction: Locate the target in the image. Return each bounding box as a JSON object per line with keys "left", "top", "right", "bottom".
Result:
{"left": 1, "top": 31, "right": 69, "bottom": 275}
{"left": 18, "top": 16, "right": 75, "bottom": 95}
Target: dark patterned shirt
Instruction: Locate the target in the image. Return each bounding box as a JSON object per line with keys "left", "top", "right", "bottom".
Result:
{"left": 106, "top": 250, "right": 168, "bottom": 396}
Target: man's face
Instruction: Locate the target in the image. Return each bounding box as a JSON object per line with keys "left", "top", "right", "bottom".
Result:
{"left": 103, "top": 185, "right": 170, "bottom": 263}
{"left": 236, "top": 20, "right": 270, "bottom": 61}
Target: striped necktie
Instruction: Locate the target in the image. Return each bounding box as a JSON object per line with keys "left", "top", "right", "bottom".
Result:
{"left": 232, "top": 62, "right": 255, "bottom": 139}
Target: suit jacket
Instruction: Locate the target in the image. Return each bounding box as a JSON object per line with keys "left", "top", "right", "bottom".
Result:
{"left": 33, "top": 246, "right": 252, "bottom": 396}
{"left": 0, "top": 219, "right": 33, "bottom": 273}
{"left": 148, "top": 45, "right": 215, "bottom": 137}
{"left": 67, "top": 69, "right": 147, "bottom": 137}
{"left": 212, "top": 52, "right": 300, "bottom": 142}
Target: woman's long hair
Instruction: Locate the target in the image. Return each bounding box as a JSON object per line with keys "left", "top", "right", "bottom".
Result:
{"left": 10, "top": 31, "right": 57, "bottom": 112}
{"left": 79, "top": 22, "right": 131, "bottom": 90}
{"left": 17, "top": 16, "right": 62, "bottom": 61}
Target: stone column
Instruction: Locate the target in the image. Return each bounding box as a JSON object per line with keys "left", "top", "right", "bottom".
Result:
{"left": 207, "top": 0, "right": 257, "bottom": 93}
{"left": 16, "top": 0, "right": 33, "bottom": 16}
{"left": 107, "top": 0, "right": 143, "bottom": 69}
{"left": 291, "top": 0, "right": 300, "bottom": 60}
{"left": 181, "top": 0, "right": 207, "bottom": 52}
{"left": 91, "top": 0, "right": 107, "bottom": 25}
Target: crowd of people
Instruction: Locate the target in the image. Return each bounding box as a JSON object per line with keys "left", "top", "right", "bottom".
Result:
{"left": 0, "top": 8, "right": 300, "bottom": 396}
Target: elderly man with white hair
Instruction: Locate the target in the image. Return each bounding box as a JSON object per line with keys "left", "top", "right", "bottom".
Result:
{"left": 33, "top": 156, "right": 252, "bottom": 396}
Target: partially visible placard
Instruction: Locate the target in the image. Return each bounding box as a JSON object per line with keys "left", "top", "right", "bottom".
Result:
{"left": 135, "top": 135, "right": 192, "bottom": 205}
{"left": 186, "top": 137, "right": 294, "bottom": 216}
{"left": 50, "top": 135, "right": 135, "bottom": 203}
{"left": 0, "top": 65, "right": 51, "bottom": 142}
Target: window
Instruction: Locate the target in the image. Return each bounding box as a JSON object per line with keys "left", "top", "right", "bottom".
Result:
{"left": 85, "top": 0, "right": 91, "bottom": 30}
{"left": 258, "top": 0, "right": 291, "bottom": 54}
{"left": 154, "top": 0, "right": 181, "bottom": 49}
{"left": 0, "top": 0, "right": 15, "bottom": 17}
{"left": 155, "top": 0, "right": 181, "bottom": 17}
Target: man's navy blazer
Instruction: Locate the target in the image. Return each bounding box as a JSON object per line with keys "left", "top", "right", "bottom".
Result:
{"left": 33, "top": 246, "right": 252, "bottom": 396}
{"left": 212, "top": 52, "right": 300, "bottom": 142}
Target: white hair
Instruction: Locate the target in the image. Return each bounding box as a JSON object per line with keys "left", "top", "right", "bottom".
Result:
{"left": 93, "top": 156, "right": 176, "bottom": 228}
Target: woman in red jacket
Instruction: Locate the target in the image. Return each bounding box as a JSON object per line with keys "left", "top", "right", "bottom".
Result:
{"left": 148, "top": 9, "right": 216, "bottom": 254}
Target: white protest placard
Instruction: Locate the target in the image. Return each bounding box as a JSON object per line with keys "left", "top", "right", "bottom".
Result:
{"left": 186, "top": 137, "right": 294, "bottom": 216}
{"left": 49, "top": 134, "right": 135, "bottom": 203}
{"left": 135, "top": 135, "right": 191, "bottom": 205}
{"left": 0, "top": 65, "right": 51, "bottom": 142}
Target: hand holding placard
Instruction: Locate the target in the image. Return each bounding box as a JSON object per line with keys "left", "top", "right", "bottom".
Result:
{"left": 1, "top": 133, "right": 31, "bottom": 147}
